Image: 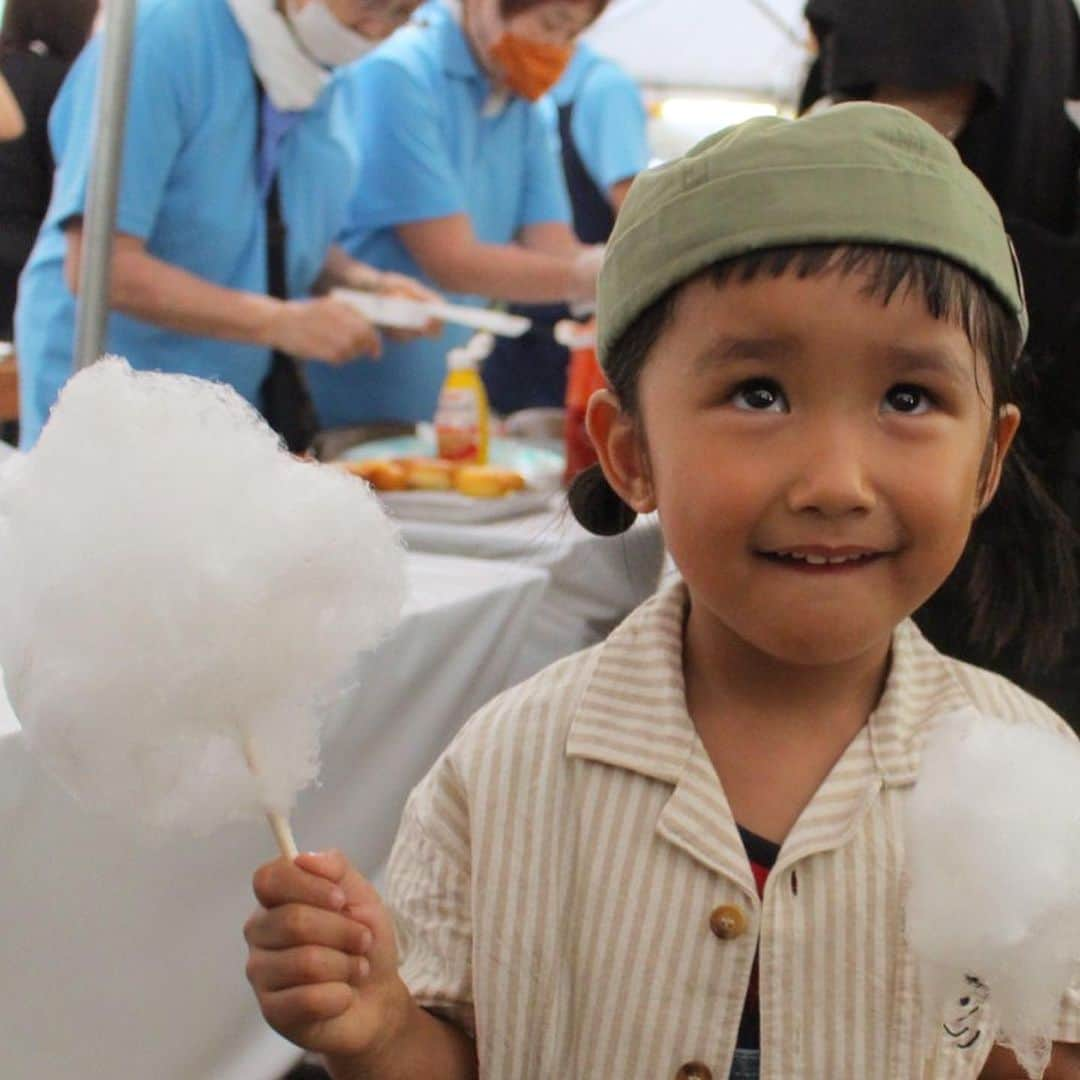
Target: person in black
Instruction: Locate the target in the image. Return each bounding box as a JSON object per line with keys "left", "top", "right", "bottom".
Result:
{"left": 482, "top": 43, "right": 649, "bottom": 415}
{"left": 801, "top": 0, "right": 1080, "bottom": 725}
{"left": 0, "top": 0, "right": 98, "bottom": 340}
{"left": 0, "top": 71, "right": 24, "bottom": 141}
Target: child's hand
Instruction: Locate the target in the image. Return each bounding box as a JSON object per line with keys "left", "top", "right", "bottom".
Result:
{"left": 244, "top": 850, "right": 409, "bottom": 1061}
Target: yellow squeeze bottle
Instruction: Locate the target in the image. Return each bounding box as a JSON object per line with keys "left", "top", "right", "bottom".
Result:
{"left": 435, "top": 334, "right": 491, "bottom": 465}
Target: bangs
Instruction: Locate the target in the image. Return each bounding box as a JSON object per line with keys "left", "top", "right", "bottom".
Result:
{"left": 708, "top": 245, "right": 1022, "bottom": 379}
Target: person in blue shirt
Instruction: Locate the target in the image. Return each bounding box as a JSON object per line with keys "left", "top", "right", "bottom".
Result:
{"left": 546, "top": 40, "right": 648, "bottom": 228}
{"left": 483, "top": 39, "right": 648, "bottom": 413}
{"left": 15, "top": 0, "right": 436, "bottom": 449}
{"left": 307, "top": 0, "right": 610, "bottom": 430}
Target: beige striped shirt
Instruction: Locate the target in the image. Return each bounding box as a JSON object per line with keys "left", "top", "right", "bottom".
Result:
{"left": 386, "top": 583, "right": 1080, "bottom": 1079}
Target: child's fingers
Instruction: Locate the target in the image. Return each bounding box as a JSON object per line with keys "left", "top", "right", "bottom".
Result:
{"left": 248, "top": 944, "right": 370, "bottom": 993}
{"left": 295, "top": 850, "right": 384, "bottom": 913}
{"left": 252, "top": 855, "right": 349, "bottom": 913}
{"left": 244, "top": 903, "right": 373, "bottom": 955}
{"left": 293, "top": 849, "right": 352, "bottom": 883}
{"left": 259, "top": 981, "right": 355, "bottom": 1033}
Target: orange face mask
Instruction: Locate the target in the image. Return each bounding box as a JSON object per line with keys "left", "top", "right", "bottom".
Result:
{"left": 490, "top": 33, "right": 573, "bottom": 100}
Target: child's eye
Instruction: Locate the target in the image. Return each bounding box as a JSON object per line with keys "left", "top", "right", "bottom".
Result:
{"left": 883, "top": 384, "right": 933, "bottom": 414}
{"left": 731, "top": 378, "right": 787, "bottom": 412}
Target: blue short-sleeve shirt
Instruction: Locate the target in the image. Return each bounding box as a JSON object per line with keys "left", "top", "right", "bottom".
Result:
{"left": 14, "top": 0, "right": 356, "bottom": 447}
{"left": 544, "top": 42, "right": 650, "bottom": 195}
{"left": 306, "top": 1, "right": 572, "bottom": 428}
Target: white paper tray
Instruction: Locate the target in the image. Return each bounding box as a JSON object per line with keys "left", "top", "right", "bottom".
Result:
{"left": 341, "top": 435, "right": 564, "bottom": 524}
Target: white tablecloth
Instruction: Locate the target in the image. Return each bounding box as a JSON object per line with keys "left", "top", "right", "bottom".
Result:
{"left": 0, "top": 553, "right": 547, "bottom": 1080}
{"left": 400, "top": 497, "right": 667, "bottom": 682}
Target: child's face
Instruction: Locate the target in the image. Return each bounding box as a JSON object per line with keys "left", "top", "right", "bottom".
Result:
{"left": 597, "top": 269, "right": 1019, "bottom": 667}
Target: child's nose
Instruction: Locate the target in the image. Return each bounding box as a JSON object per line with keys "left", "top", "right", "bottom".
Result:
{"left": 785, "top": 430, "right": 877, "bottom": 517}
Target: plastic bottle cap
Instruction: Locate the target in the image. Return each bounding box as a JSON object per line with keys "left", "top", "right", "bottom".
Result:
{"left": 466, "top": 331, "right": 495, "bottom": 362}
{"left": 555, "top": 319, "right": 597, "bottom": 349}
{"left": 447, "top": 347, "right": 474, "bottom": 371}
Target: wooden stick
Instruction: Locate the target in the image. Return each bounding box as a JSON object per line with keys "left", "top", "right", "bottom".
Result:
{"left": 242, "top": 733, "right": 299, "bottom": 859}
{"left": 266, "top": 809, "right": 299, "bottom": 860}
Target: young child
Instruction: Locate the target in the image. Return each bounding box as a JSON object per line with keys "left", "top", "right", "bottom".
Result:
{"left": 244, "top": 104, "right": 1080, "bottom": 1079}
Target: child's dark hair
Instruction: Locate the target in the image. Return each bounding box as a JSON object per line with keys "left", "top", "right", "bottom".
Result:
{"left": 570, "top": 244, "right": 1079, "bottom": 673}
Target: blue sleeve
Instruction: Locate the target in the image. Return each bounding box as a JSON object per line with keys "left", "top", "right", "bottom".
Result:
{"left": 344, "top": 55, "right": 464, "bottom": 229}
{"left": 571, "top": 62, "right": 650, "bottom": 193}
{"left": 520, "top": 101, "right": 572, "bottom": 227}
{"left": 48, "top": 12, "right": 187, "bottom": 240}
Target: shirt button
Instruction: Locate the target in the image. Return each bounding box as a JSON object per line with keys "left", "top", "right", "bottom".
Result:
{"left": 675, "top": 1064, "right": 713, "bottom": 1080}
{"left": 709, "top": 904, "right": 748, "bottom": 941}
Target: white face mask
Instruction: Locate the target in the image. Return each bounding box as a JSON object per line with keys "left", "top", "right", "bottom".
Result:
{"left": 288, "top": 0, "right": 378, "bottom": 68}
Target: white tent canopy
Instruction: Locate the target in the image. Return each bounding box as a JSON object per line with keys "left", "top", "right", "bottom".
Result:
{"left": 584, "top": 0, "right": 813, "bottom": 102}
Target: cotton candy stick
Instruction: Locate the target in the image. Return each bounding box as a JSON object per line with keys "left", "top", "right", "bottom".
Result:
{"left": 0, "top": 358, "right": 406, "bottom": 848}
{"left": 242, "top": 733, "right": 299, "bottom": 858}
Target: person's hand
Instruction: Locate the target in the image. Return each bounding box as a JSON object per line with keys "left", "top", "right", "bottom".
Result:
{"left": 267, "top": 297, "right": 382, "bottom": 364}
{"left": 567, "top": 244, "right": 605, "bottom": 303}
{"left": 244, "top": 850, "right": 409, "bottom": 1059}
{"left": 376, "top": 271, "right": 444, "bottom": 341}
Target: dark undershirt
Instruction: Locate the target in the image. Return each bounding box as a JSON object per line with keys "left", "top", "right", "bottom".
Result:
{"left": 735, "top": 826, "right": 781, "bottom": 1050}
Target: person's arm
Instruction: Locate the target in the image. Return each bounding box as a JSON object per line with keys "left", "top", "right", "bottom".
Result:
{"left": 573, "top": 59, "right": 649, "bottom": 214}
{"left": 0, "top": 71, "right": 24, "bottom": 140}
{"left": 64, "top": 226, "right": 381, "bottom": 363}
{"left": 516, "top": 220, "right": 581, "bottom": 258}
{"left": 979, "top": 1041, "right": 1080, "bottom": 1078}
{"left": 395, "top": 214, "right": 598, "bottom": 303}
{"left": 317, "top": 244, "right": 386, "bottom": 294}
{"left": 609, "top": 178, "right": 634, "bottom": 212}
{"left": 317, "top": 243, "right": 441, "bottom": 305}
{"left": 317, "top": 244, "right": 443, "bottom": 340}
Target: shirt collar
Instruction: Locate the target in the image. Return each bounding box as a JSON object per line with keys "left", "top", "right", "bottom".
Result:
{"left": 432, "top": 0, "right": 483, "bottom": 78}
{"left": 566, "top": 580, "right": 972, "bottom": 790}
{"left": 431, "top": 0, "right": 511, "bottom": 113}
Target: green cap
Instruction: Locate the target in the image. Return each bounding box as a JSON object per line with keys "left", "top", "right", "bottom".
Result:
{"left": 596, "top": 102, "right": 1027, "bottom": 370}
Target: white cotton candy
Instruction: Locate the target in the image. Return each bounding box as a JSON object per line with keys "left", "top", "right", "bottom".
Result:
{"left": 0, "top": 358, "right": 405, "bottom": 833}
{"left": 905, "top": 708, "right": 1080, "bottom": 1078}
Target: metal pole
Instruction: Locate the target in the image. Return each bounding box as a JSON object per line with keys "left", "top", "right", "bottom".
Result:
{"left": 73, "top": 0, "right": 139, "bottom": 371}
{"left": 745, "top": 0, "right": 807, "bottom": 49}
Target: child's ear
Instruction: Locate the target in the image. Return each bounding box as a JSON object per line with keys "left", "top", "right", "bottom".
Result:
{"left": 977, "top": 404, "right": 1021, "bottom": 513}
{"left": 585, "top": 389, "right": 656, "bottom": 514}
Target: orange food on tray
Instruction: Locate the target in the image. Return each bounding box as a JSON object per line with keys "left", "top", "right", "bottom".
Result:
{"left": 339, "top": 457, "right": 527, "bottom": 498}
{"left": 400, "top": 457, "right": 456, "bottom": 491}
{"left": 452, "top": 465, "right": 506, "bottom": 498}
{"left": 340, "top": 459, "right": 409, "bottom": 491}
{"left": 454, "top": 465, "right": 525, "bottom": 497}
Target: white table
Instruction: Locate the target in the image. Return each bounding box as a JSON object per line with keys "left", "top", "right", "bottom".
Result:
{"left": 0, "top": 553, "right": 547, "bottom": 1080}
{"left": 400, "top": 497, "right": 667, "bottom": 682}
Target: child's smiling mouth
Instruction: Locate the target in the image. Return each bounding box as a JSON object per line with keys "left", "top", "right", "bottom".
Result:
{"left": 757, "top": 545, "right": 888, "bottom": 570}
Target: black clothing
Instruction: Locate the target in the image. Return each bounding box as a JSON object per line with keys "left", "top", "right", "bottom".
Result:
{"left": 735, "top": 826, "right": 780, "bottom": 1052}
{"left": 0, "top": 49, "right": 69, "bottom": 338}
{"left": 801, "top": 0, "right": 1080, "bottom": 725}
{"left": 483, "top": 99, "right": 618, "bottom": 416}
{"left": 254, "top": 75, "right": 318, "bottom": 453}
{"left": 556, "top": 101, "right": 616, "bottom": 246}
{"left": 805, "top": 0, "right": 1080, "bottom": 231}
{"left": 802, "top": 0, "right": 1080, "bottom": 347}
